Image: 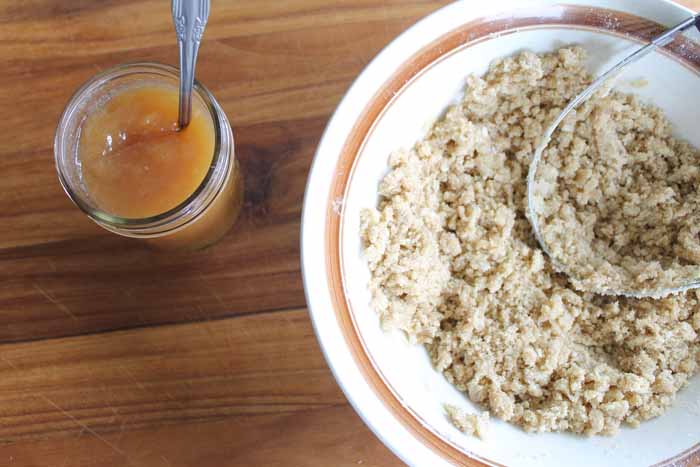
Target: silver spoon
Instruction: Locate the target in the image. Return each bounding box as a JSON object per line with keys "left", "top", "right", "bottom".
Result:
{"left": 526, "top": 13, "right": 700, "bottom": 299}
{"left": 172, "top": 0, "right": 210, "bottom": 129}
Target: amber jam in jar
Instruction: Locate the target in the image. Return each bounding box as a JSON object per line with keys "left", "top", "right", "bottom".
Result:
{"left": 54, "top": 63, "right": 243, "bottom": 250}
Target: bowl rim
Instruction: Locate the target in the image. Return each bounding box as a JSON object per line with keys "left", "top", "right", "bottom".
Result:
{"left": 301, "top": 1, "right": 700, "bottom": 466}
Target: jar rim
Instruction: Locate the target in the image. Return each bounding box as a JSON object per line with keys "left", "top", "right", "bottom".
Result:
{"left": 54, "top": 62, "right": 232, "bottom": 236}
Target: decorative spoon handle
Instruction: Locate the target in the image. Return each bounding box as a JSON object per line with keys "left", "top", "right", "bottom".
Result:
{"left": 172, "top": 0, "right": 210, "bottom": 129}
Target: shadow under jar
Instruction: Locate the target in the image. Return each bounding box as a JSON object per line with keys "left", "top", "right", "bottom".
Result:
{"left": 54, "top": 63, "right": 243, "bottom": 250}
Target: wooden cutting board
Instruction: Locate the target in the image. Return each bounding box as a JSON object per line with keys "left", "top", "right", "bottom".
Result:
{"left": 0, "top": 1, "right": 698, "bottom": 466}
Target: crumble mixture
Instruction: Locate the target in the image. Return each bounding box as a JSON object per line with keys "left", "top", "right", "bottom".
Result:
{"left": 532, "top": 66, "right": 700, "bottom": 295}
{"left": 360, "top": 47, "right": 700, "bottom": 435}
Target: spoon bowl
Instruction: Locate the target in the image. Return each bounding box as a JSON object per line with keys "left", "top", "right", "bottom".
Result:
{"left": 526, "top": 13, "right": 700, "bottom": 299}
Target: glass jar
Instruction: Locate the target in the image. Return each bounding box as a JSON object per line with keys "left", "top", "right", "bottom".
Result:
{"left": 54, "top": 63, "right": 243, "bottom": 250}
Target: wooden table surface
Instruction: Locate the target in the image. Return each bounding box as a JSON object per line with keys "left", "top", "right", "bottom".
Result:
{"left": 1, "top": 1, "right": 699, "bottom": 466}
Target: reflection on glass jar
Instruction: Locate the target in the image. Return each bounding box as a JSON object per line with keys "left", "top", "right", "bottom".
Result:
{"left": 54, "top": 63, "right": 243, "bottom": 250}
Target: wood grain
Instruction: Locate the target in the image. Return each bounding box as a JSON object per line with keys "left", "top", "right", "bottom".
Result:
{"left": 0, "top": 310, "right": 332, "bottom": 439}
{"left": 0, "top": 310, "right": 395, "bottom": 466}
{"left": 2, "top": 406, "right": 399, "bottom": 467}
{"left": 2, "top": 1, "right": 700, "bottom": 466}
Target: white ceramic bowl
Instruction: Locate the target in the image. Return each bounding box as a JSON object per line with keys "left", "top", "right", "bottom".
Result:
{"left": 301, "top": 1, "right": 700, "bottom": 465}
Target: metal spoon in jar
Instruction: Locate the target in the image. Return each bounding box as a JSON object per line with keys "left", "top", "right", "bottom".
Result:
{"left": 526, "top": 13, "right": 700, "bottom": 299}
{"left": 171, "top": 0, "right": 210, "bottom": 129}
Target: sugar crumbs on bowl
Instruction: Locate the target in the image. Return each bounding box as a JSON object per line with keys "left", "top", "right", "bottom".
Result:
{"left": 360, "top": 47, "right": 700, "bottom": 436}
{"left": 445, "top": 405, "right": 490, "bottom": 439}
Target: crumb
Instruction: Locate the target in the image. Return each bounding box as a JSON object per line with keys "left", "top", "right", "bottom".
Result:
{"left": 332, "top": 197, "right": 344, "bottom": 215}
{"left": 445, "top": 405, "right": 490, "bottom": 439}
{"left": 626, "top": 78, "right": 649, "bottom": 88}
{"left": 361, "top": 47, "right": 700, "bottom": 435}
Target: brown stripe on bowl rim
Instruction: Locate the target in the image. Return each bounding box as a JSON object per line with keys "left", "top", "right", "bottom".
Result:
{"left": 323, "top": 4, "right": 700, "bottom": 466}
